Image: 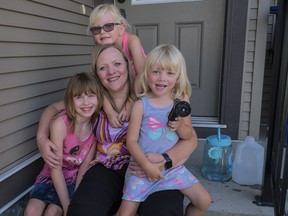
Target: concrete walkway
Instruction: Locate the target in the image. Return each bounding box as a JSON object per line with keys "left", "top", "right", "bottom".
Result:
{"left": 185, "top": 139, "right": 274, "bottom": 216}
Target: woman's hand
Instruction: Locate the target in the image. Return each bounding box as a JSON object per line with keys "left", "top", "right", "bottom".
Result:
{"left": 38, "top": 138, "right": 61, "bottom": 168}
{"left": 127, "top": 153, "right": 165, "bottom": 178}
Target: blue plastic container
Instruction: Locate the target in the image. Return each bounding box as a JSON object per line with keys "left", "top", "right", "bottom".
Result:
{"left": 202, "top": 129, "right": 232, "bottom": 182}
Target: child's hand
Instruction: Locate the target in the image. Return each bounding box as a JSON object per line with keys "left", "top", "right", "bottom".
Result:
{"left": 107, "top": 109, "right": 123, "bottom": 128}
{"left": 143, "top": 161, "right": 164, "bottom": 182}
{"left": 168, "top": 117, "right": 182, "bottom": 131}
{"left": 118, "top": 98, "right": 133, "bottom": 122}
{"left": 118, "top": 108, "right": 130, "bottom": 122}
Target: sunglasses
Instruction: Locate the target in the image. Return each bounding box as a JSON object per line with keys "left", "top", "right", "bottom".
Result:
{"left": 90, "top": 23, "right": 121, "bottom": 35}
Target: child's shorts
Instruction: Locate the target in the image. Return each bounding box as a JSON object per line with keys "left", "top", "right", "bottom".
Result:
{"left": 29, "top": 182, "right": 75, "bottom": 208}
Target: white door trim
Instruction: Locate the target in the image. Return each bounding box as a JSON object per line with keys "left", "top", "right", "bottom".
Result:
{"left": 132, "top": 0, "right": 203, "bottom": 5}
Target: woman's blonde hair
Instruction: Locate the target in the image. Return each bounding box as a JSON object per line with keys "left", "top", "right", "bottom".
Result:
{"left": 89, "top": 4, "right": 131, "bottom": 32}
{"left": 91, "top": 44, "right": 137, "bottom": 112}
{"left": 64, "top": 72, "right": 103, "bottom": 132}
{"left": 139, "top": 44, "right": 192, "bottom": 99}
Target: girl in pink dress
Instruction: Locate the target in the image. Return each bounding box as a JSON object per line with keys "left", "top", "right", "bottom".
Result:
{"left": 24, "top": 73, "right": 103, "bottom": 216}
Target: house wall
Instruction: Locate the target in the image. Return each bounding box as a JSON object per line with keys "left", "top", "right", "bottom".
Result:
{"left": 261, "top": 0, "right": 277, "bottom": 125}
{"left": 0, "top": 0, "right": 93, "bottom": 209}
{"left": 238, "top": 0, "right": 270, "bottom": 140}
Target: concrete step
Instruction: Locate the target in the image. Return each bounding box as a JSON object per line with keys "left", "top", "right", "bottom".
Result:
{"left": 184, "top": 139, "right": 274, "bottom": 216}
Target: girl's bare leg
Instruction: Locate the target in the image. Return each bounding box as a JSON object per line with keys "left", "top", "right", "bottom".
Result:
{"left": 115, "top": 200, "right": 140, "bottom": 216}
{"left": 181, "top": 182, "right": 211, "bottom": 216}
{"left": 24, "top": 198, "right": 46, "bottom": 216}
{"left": 44, "top": 204, "right": 63, "bottom": 216}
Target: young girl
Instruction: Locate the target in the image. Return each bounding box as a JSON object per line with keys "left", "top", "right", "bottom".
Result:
{"left": 89, "top": 4, "right": 146, "bottom": 128}
{"left": 116, "top": 44, "right": 211, "bottom": 216}
{"left": 24, "top": 73, "right": 103, "bottom": 216}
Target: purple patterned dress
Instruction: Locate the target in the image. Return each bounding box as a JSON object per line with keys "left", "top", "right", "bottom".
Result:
{"left": 122, "top": 96, "right": 198, "bottom": 202}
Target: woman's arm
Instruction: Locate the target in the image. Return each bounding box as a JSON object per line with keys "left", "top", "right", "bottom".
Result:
{"left": 164, "top": 94, "right": 196, "bottom": 166}
{"left": 129, "top": 125, "right": 197, "bottom": 177}
{"left": 50, "top": 117, "right": 70, "bottom": 216}
{"left": 165, "top": 128, "right": 197, "bottom": 167}
{"left": 37, "top": 101, "right": 65, "bottom": 168}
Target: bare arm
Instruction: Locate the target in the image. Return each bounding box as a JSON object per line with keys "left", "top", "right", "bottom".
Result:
{"left": 127, "top": 100, "right": 164, "bottom": 181}
{"left": 37, "top": 100, "right": 65, "bottom": 167}
{"left": 118, "top": 97, "right": 133, "bottom": 123}
{"left": 165, "top": 94, "right": 196, "bottom": 166}
{"left": 165, "top": 127, "right": 197, "bottom": 167}
{"left": 130, "top": 128, "right": 197, "bottom": 177}
{"left": 50, "top": 117, "right": 70, "bottom": 216}
{"left": 103, "top": 95, "right": 123, "bottom": 128}
{"left": 128, "top": 34, "right": 146, "bottom": 94}
{"left": 168, "top": 95, "right": 194, "bottom": 140}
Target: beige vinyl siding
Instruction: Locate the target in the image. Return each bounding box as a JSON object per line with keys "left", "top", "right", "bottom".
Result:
{"left": 239, "top": 1, "right": 257, "bottom": 139}
{"left": 239, "top": 0, "right": 269, "bottom": 140}
{"left": 0, "top": 0, "right": 93, "bottom": 208}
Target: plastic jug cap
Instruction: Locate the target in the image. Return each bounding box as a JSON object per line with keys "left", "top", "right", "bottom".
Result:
{"left": 207, "top": 134, "right": 232, "bottom": 147}
{"left": 245, "top": 136, "right": 255, "bottom": 142}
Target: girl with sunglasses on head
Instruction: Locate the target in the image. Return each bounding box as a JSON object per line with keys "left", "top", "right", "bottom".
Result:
{"left": 89, "top": 4, "right": 146, "bottom": 128}
{"left": 25, "top": 73, "right": 103, "bottom": 216}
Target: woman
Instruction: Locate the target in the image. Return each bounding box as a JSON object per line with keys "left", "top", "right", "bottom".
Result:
{"left": 36, "top": 44, "right": 199, "bottom": 216}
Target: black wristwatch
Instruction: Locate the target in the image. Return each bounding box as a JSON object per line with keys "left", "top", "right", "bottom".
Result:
{"left": 162, "top": 153, "right": 172, "bottom": 170}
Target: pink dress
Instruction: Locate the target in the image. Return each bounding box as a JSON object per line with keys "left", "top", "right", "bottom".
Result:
{"left": 35, "top": 112, "right": 95, "bottom": 185}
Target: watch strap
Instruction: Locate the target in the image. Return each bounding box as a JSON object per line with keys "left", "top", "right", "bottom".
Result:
{"left": 162, "top": 153, "right": 170, "bottom": 161}
{"left": 162, "top": 153, "right": 172, "bottom": 170}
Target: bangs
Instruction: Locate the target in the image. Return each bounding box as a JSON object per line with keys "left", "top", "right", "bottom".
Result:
{"left": 71, "top": 78, "right": 98, "bottom": 96}
{"left": 90, "top": 9, "right": 120, "bottom": 27}
{"left": 150, "top": 52, "right": 178, "bottom": 73}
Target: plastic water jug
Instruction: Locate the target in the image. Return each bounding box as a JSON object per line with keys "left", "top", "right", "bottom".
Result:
{"left": 202, "top": 129, "right": 233, "bottom": 182}
{"left": 232, "top": 136, "right": 264, "bottom": 185}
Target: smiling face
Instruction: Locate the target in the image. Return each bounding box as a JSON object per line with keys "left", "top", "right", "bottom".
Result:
{"left": 96, "top": 47, "right": 129, "bottom": 95}
{"left": 73, "top": 92, "right": 98, "bottom": 119}
{"left": 147, "top": 65, "right": 178, "bottom": 99}
{"left": 92, "top": 11, "right": 125, "bottom": 46}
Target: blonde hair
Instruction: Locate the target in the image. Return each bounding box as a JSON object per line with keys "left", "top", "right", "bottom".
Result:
{"left": 89, "top": 4, "right": 131, "bottom": 32}
{"left": 64, "top": 72, "right": 103, "bottom": 132}
{"left": 139, "top": 44, "right": 192, "bottom": 99}
{"left": 91, "top": 44, "right": 137, "bottom": 112}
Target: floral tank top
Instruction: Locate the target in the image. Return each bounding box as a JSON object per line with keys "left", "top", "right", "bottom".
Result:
{"left": 90, "top": 111, "right": 130, "bottom": 170}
